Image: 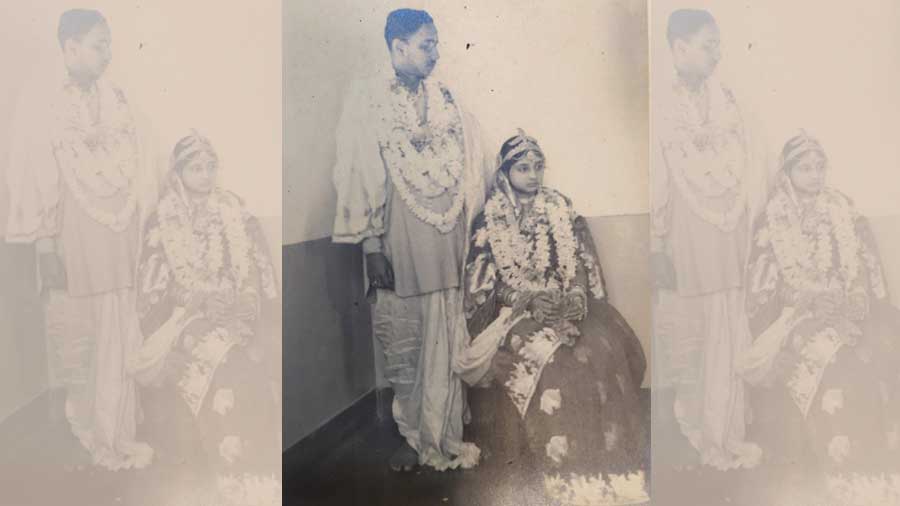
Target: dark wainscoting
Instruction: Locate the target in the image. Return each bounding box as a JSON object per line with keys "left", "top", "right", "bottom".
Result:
{"left": 282, "top": 237, "right": 375, "bottom": 449}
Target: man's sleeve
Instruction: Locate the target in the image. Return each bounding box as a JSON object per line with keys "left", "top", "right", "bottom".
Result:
{"left": 331, "top": 79, "right": 388, "bottom": 244}
{"left": 5, "top": 85, "right": 61, "bottom": 245}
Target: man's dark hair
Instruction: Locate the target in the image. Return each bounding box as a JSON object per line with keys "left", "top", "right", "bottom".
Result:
{"left": 58, "top": 9, "right": 108, "bottom": 48}
{"left": 666, "top": 9, "right": 716, "bottom": 47}
{"left": 384, "top": 9, "right": 434, "bottom": 49}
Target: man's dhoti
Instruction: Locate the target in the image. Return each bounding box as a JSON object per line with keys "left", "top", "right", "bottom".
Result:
{"left": 653, "top": 287, "right": 761, "bottom": 470}
{"left": 372, "top": 287, "right": 479, "bottom": 470}
{"left": 46, "top": 287, "right": 152, "bottom": 470}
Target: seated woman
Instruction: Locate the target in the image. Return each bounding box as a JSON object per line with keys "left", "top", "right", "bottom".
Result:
{"left": 129, "top": 132, "right": 281, "bottom": 506}
{"left": 458, "top": 130, "right": 649, "bottom": 505}
{"left": 741, "top": 131, "right": 900, "bottom": 504}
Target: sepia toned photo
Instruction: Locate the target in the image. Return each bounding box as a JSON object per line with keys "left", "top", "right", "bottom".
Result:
{"left": 5, "top": 1, "right": 900, "bottom": 505}
{"left": 650, "top": 1, "right": 900, "bottom": 505}
{"left": 0, "top": 2, "right": 282, "bottom": 505}
{"left": 283, "top": 1, "right": 651, "bottom": 505}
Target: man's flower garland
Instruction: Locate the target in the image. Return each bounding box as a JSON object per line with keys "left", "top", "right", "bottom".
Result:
{"left": 52, "top": 80, "right": 140, "bottom": 232}
{"left": 662, "top": 79, "right": 748, "bottom": 233}
{"left": 378, "top": 78, "right": 466, "bottom": 233}
{"left": 485, "top": 188, "right": 579, "bottom": 294}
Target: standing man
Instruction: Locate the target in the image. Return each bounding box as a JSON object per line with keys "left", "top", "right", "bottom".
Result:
{"left": 651, "top": 8, "right": 769, "bottom": 470}
{"left": 332, "top": 8, "right": 493, "bottom": 472}
{"left": 6, "top": 9, "right": 160, "bottom": 470}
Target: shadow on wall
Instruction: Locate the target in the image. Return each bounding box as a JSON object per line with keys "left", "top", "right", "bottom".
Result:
{"left": 283, "top": 238, "right": 375, "bottom": 449}
{"left": 871, "top": 215, "right": 900, "bottom": 309}
{"left": 586, "top": 214, "right": 651, "bottom": 388}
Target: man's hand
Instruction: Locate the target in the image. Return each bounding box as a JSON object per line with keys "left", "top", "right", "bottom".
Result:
{"left": 651, "top": 252, "right": 677, "bottom": 290}
{"left": 366, "top": 252, "right": 395, "bottom": 291}
{"left": 39, "top": 252, "right": 67, "bottom": 290}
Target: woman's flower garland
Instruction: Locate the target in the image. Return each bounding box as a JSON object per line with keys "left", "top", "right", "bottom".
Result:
{"left": 157, "top": 188, "right": 253, "bottom": 295}
{"left": 766, "top": 186, "right": 861, "bottom": 294}
{"left": 379, "top": 79, "right": 466, "bottom": 233}
{"left": 485, "top": 189, "right": 579, "bottom": 294}
{"left": 52, "top": 80, "right": 140, "bottom": 232}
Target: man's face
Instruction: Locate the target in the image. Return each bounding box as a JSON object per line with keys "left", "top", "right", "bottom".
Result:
{"left": 392, "top": 23, "right": 440, "bottom": 79}
{"left": 65, "top": 22, "right": 112, "bottom": 82}
{"left": 673, "top": 23, "right": 720, "bottom": 80}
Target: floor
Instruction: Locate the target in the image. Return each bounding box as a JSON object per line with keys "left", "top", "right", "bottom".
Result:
{"left": 650, "top": 389, "right": 833, "bottom": 506}
{"left": 0, "top": 389, "right": 214, "bottom": 506}
{"left": 284, "top": 390, "right": 652, "bottom": 506}
{"left": 284, "top": 388, "right": 839, "bottom": 506}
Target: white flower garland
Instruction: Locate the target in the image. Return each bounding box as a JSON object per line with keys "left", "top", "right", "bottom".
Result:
{"left": 670, "top": 156, "right": 746, "bottom": 232}
{"left": 662, "top": 79, "right": 748, "bottom": 232}
{"left": 485, "top": 189, "right": 580, "bottom": 294}
{"left": 766, "top": 187, "right": 861, "bottom": 294}
{"left": 157, "top": 189, "right": 254, "bottom": 296}
{"left": 378, "top": 79, "right": 467, "bottom": 233}
{"left": 52, "top": 80, "right": 140, "bottom": 232}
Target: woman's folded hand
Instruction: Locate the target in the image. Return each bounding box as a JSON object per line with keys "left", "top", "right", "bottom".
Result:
{"left": 528, "top": 290, "right": 561, "bottom": 323}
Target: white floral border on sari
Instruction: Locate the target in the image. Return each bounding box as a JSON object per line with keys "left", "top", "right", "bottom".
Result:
{"left": 178, "top": 326, "right": 242, "bottom": 416}
{"left": 504, "top": 327, "right": 564, "bottom": 418}
{"left": 544, "top": 470, "right": 650, "bottom": 506}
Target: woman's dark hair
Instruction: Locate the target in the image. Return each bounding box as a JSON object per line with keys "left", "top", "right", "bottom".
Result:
{"left": 666, "top": 9, "right": 716, "bottom": 47}
{"left": 171, "top": 134, "right": 218, "bottom": 173}
{"left": 780, "top": 132, "right": 826, "bottom": 173}
{"left": 498, "top": 134, "right": 544, "bottom": 174}
{"left": 58, "top": 9, "right": 107, "bottom": 48}
{"left": 384, "top": 9, "right": 434, "bottom": 49}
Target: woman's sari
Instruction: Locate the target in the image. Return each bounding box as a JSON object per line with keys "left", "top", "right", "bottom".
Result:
{"left": 130, "top": 175, "right": 281, "bottom": 506}
{"left": 459, "top": 175, "right": 649, "bottom": 506}
{"left": 742, "top": 172, "right": 900, "bottom": 504}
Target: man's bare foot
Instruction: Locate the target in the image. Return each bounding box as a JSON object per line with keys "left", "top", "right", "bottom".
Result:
{"left": 389, "top": 442, "right": 418, "bottom": 472}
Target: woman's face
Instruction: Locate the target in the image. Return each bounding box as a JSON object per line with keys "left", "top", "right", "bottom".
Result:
{"left": 788, "top": 151, "right": 828, "bottom": 197}
{"left": 507, "top": 153, "right": 545, "bottom": 196}
{"left": 180, "top": 151, "right": 218, "bottom": 196}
